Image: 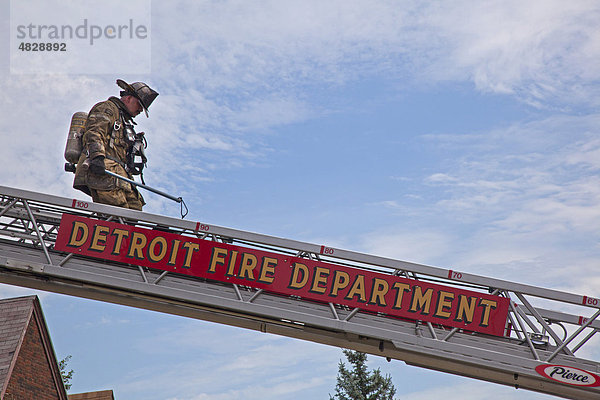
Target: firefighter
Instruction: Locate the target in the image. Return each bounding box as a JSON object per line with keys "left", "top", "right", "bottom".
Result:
{"left": 73, "top": 79, "right": 158, "bottom": 210}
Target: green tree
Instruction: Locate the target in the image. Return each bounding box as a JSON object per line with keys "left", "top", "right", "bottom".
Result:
{"left": 59, "top": 355, "right": 74, "bottom": 391}
{"left": 330, "top": 350, "right": 397, "bottom": 400}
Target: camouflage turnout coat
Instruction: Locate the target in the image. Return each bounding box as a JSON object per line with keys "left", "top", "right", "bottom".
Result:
{"left": 73, "top": 97, "right": 137, "bottom": 196}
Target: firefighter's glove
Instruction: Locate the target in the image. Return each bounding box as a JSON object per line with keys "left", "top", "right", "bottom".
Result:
{"left": 89, "top": 156, "right": 106, "bottom": 175}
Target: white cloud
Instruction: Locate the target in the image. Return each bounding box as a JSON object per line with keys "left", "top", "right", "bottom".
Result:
{"left": 151, "top": 1, "right": 417, "bottom": 90}
{"left": 151, "top": 0, "right": 600, "bottom": 110}
{"left": 112, "top": 323, "right": 340, "bottom": 399}
{"left": 419, "top": 0, "right": 600, "bottom": 107}
{"left": 360, "top": 229, "right": 452, "bottom": 266}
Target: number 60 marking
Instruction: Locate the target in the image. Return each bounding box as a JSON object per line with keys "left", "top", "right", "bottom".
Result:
{"left": 583, "top": 296, "right": 599, "bottom": 306}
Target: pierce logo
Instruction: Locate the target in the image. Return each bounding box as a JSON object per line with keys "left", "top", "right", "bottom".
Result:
{"left": 535, "top": 364, "right": 600, "bottom": 387}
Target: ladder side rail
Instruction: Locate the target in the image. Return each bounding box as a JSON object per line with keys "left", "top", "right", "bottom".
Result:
{"left": 0, "top": 200, "right": 597, "bottom": 341}
{"left": 2, "top": 244, "right": 589, "bottom": 364}
{"left": 3, "top": 188, "right": 600, "bottom": 382}
{"left": 515, "top": 292, "right": 575, "bottom": 355}
{"left": 571, "top": 328, "right": 598, "bottom": 354}
{"left": 507, "top": 295, "right": 540, "bottom": 361}
{"left": 546, "top": 308, "right": 600, "bottom": 363}
{"left": 519, "top": 306, "right": 600, "bottom": 331}
{"left": 0, "top": 250, "right": 591, "bottom": 365}
{"left": 1, "top": 185, "right": 599, "bottom": 321}
{"left": 0, "top": 198, "right": 18, "bottom": 219}
{"left": 0, "top": 249, "right": 598, "bottom": 400}
{"left": 1, "top": 211, "right": 595, "bottom": 359}
{"left": 21, "top": 199, "right": 53, "bottom": 265}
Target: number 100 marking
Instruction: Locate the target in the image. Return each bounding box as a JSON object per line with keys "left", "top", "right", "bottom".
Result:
{"left": 71, "top": 199, "right": 89, "bottom": 209}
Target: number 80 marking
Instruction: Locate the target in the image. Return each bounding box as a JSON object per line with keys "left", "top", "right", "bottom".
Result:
{"left": 320, "top": 246, "right": 335, "bottom": 255}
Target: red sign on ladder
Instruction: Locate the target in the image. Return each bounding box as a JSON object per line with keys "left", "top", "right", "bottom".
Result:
{"left": 55, "top": 214, "right": 510, "bottom": 336}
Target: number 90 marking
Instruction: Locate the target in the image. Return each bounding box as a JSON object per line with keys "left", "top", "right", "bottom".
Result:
{"left": 195, "top": 223, "right": 210, "bottom": 232}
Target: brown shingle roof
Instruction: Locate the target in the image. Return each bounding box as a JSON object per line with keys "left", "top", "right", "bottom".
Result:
{"left": 0, "top": 295, "right": 36, "bottom": 395}
{"left": 0, "top": 295, "right": 68, "bottom": 399}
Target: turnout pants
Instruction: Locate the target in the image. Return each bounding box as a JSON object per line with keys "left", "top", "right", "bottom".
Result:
{"left": 90, "top": 187, "right": 144, "bottom": 211}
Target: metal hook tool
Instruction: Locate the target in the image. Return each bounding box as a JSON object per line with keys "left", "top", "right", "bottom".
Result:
{"left": 105, "top": 170, "right": 188, "bottom": 218}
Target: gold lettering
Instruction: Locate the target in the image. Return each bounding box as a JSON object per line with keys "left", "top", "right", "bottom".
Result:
{"left": 167, "top": 239, "right": 180, "bottom": 265}
{"left": 369, "top": 278, "right": 389, "bottom": 306}
{"left": 409, "top": 286, "right": 433, "bottom": 314}
{"left": 310, "top": 266, "right": 330, "bottom": 294}
{"left": 128, "top": 232, "right": 147, "bottom": 259}
{"left": 148, "top": 236, "right": 168, "bottom": 262}
{"left": 182, "top": 242, "right": 200, "bottom": 268}
{"left": 455, "top": 295, "right": 476, "bottom": 324}
{"left": 111, "top": 228, "right": 129, "bottom": 256}
{"left": 434, "top": 291, "right": 455, "bottom": 319}
{"left": 330, "top": 271, "right": 350, "bottom": 297}
{"left": 345, "top": 275, "right": 367, "bottom": 302}
{"left": 258, "top": 257, "right": 277, "bottom": 284}
{"left": 391, "top": 282, "right": 411, "bottom": 309}
{"left": 209, "top": 247, "right": 228, "bottom": 273}
{"left": 239, "top": 253, "right": 258, "bottom": 280}
{"left": 89, "top": 225, "right": 109, "bottom": 252}
{"left": 478, "top": 298, "right": 498, "bottom": 327}
{"left": 227, "top": 250, "right": 238, "bottom": 276}
{"left": 67, "top": 221, "right": 88, "bottom": 247}
{"left": 289, "top": 263, "right": 309, "bottom": 289}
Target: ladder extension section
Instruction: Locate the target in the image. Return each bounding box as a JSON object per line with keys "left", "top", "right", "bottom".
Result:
{"left": 0, "top": 185, "right": 598, "bottom": 399}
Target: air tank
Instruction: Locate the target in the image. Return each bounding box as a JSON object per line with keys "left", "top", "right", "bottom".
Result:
{"left": 64, "top": 112, "right": 88, "bottom": 164}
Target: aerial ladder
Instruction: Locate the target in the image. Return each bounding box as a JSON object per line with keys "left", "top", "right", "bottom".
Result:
{"left": 0, "top": 185, "right": 598, "bottom": 399}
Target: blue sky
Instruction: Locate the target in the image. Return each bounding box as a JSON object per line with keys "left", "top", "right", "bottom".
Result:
{"left": 1, "top": 1, "right": 600, "bottom": 399}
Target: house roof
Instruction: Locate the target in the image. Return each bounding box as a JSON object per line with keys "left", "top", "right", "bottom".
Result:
{"left": 0, "top": 295, "right": 37, "bottom": 395}
{"left": 68, "top": 390, "right": 115, "bottom": 400}
{"left": 0, "top": 295, "right": 68, "bottom": 399}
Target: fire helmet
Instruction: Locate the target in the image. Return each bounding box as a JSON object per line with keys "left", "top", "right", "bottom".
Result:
{"left": 116, "top": 79, "right": 159, "bottom": 117}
